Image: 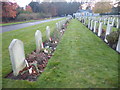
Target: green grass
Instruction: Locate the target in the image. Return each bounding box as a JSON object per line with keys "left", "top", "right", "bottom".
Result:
{"left": 1, "top": 18, "right": 64, "bottom": 87}
{"left": 2, "top": 19, "right": 119, "bottom": 88}
{"left": 0, "top": 20, "right": 38, "bottom": 26}
{"left": 84, "top": 18, "right": 118, "bottom": 32}
{"left": 0, "top": 17, "right": 55, "bottom": 26}
{"left": 96, "top": 23, "right": 118, "bottom": 32}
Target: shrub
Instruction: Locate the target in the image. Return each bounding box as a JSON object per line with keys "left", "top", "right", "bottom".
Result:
{"left": 16, "top": 13, "right": 37, "bottom": 21}
{"left": 16, "top": 13, "right": 51, "bottom": 21}
{"left": 100, "top": 29, "right": 106, "bottom": 40}
{"left": 106, "top": 31, "right": 119, "bottom": 49}
{"left": 38, "top": 13, "right": 51, "bottom": 18}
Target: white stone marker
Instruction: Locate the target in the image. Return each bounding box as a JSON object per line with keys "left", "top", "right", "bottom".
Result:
{"left": 107, "top": 18, "right": 110, "bottom": 26}
{"left": 35, "top": 30, "right": 43, "bottom": 53}
{"left": 117, "top": 18, "right": 120, "bottom": 29}
{"left": 104, "top": 18, "right": 106, "bottom": 25}
{"left": 111, "top": 18, "right": 115, "bottom": 26}
{"left": 90, "top": 20, "right": 93, "bottom": 30}
{"left": 98, "top": 22, "right": 103, "bottom": 36}
{"left": 93, "top": 21, "right": 97, "bottom": 33}
{"left": 46, "top": 26, "right": 51, "bottom": 41}
{"left": 99, "top": 18, "right": 102, "bottom": 23}
{"left": 88, "top": 19, "right": 91, "bottom": 29}
{"left": 104, "top": 24, "right": 112, "bottom": 42}
{"left": 116, "top": 35, "right": 120, "bottom": 53}
{"left": 9, "top": 39, "right": 26, "bottom": 76}
{"left": 84, "top": 18, "right": 86, "bottom": 25}
{"left": 56, "top": 23, "right": 59, "bottom": 30}
{"left": 58, "top": 22, "right": 61, "bottom": 30}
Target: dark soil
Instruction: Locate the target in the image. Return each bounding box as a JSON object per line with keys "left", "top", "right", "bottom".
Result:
{"left": 100, "top": 29, "right": 106, "bottom": 40}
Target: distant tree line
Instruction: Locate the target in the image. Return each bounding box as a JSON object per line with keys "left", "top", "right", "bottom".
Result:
{"left": 1, "top": 1, "right": 119, "bottom": 22}
{"left": 29, "top": 2, "right": 80, "bottom": 17}
{"left": 1, "top": 1, "right": 81, "bottom": 22}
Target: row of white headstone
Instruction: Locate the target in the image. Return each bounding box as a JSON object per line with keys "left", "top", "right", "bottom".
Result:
{"left": 77, "top": 16, "right": 120, "bottom": 53}
{"left": 9, "top": 25, "right": 51, "bottom": 76}
{"left": 78, "top": 16, "right": 120, "bottom": 29}
{"left": 8, "top": 16, "right": 72, "bottom": 76}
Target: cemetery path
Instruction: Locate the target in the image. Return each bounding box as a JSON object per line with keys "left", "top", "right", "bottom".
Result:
{"left": 1, "top": 17, "right": 63, "bottom": 33}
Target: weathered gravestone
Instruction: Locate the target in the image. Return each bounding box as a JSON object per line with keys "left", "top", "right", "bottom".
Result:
{"left": 56, "top": 23, "right": 59, "bottom": 30}
{"left": 9, "top": 39, "right": 26, "bottom": 76}
{"left": 58, "top": 22, "right": 61, "bottom": 30}
{"left": 104, "top": 18, "right": 107, "bottom": 25}
{"left": 111, "top": 18, "right": 115, "bottom": 26}
{"left": 117, "top": 18, "right": 120, "bottom": 29}
{"left": 116, "top": 35, "right": 120, "bottom": 53}
{"left": 83, "top": 18, "right": 86, "bottom": 25}
{"left": 35, "top": 30, "right": 43, "bottom": 53}
{"left": 104, "top": 24, "right": 112, "bottom": 42}
{"left": 90, "top": 20, "right": 93, "bottom": 30}
{"left": 98, "top": 22, "right": 103, "bottom": 36}
{"left": 99, "top": 18, "right": 102, "bottom": 23}
{"left": 107, "top": 18, "right": 110, "bottom": 26}
{"left": 88, "top": 19, "right": 91, "bottom": 29}
{"left": 93, "top": 21, "right": 97, "bottom": 33}
{"left": 46, "top": 26, "right": 51, "bottom": 41}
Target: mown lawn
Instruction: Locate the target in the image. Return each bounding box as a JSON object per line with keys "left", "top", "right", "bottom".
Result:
{"left": 0, "top": 17, "right": 56, "bottom": 26}
{"left": 1, "top": 18, "right": 64, "bottom": 87}
{"left": 2, "top": 19, "right": 119, "bottom": 88}
{"left": 0, "top": 20, "right": 39, "bottom": 26}
{"left": 85, "top": 18, "right": 118, "bottom": 32}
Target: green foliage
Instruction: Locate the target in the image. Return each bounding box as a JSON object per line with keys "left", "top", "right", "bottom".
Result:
{"left": 16, "top": 13, "right": 36, "bottom": 21}
{"left": 29, "top": 2, "right": 42, "bottom": 13}
{"left": 16, "top": 13, "right": 51, "bottom": 21}
{"left": 19, "top": 10, "right": 32, "bottom": 14}
{"left": 106, "top": 31, "right": 119, "bottom": 48}
{"left": 38, "top": 12, "right": 51, "bottom": 18}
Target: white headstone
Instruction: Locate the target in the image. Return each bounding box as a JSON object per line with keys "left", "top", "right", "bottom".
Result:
{"left": 58, "top": 22, "right": 61, "bottom": 30}
{"left": 117, "top": 18, "right": 120, "bottom": 29}
{"left": 98, "top": 22, "right": 103, "bottom": 36}
{"left": 93, "top": 21, "right": 97, "bottom": 33}
{"left": 9, "top": 39, "right": 26, "bottom": 76}
{"left": 83, "top": 18, "right": 86, "bottom": 25}
{"left": 104, "top": 18, "right": 106, "bottom": 25}
{"left": 88, "top": 19, "right": 91, "bottom": 29}
{"left": 35, "top": 30, "right": 43, "bottom": 53}
{"left": 104, "top": 24, "right": 112, "bottom": 42}
{"left": 46, "top": 26, "right": 50, "bottom": 41}
{"left": 116, "top": 35, "right": 120, "bottom": 53}
{"left": 90, "top": 20, "right": 93, "bottom": 30}
{"left": 111, "top": 18, "right": 115, "bottom": 26}
{"left": 107, "top": 18, "right": 110, "bottom": 26}
{"left": 56, "top": 23, "right": 59, "bottom": 30}
{"left": 99, "top": 18, "right": 102, "bottom": 23}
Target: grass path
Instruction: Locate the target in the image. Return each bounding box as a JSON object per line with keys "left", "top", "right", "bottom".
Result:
{"left": 0, "top": 18, "right": 56, "bottom": 26}
{"left": 0, "top": 20, "right": 40, "bottom": 26}
{"left": 2, "top": 19, "right": 118, "bottom": 88}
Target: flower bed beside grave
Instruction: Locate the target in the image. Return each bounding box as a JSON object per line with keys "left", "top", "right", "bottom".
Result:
{"left": 77, "top": 17, "right": 120, "bottom": 53}
{"left": 5, "top": 17, "right": 72, "bottom": 81}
